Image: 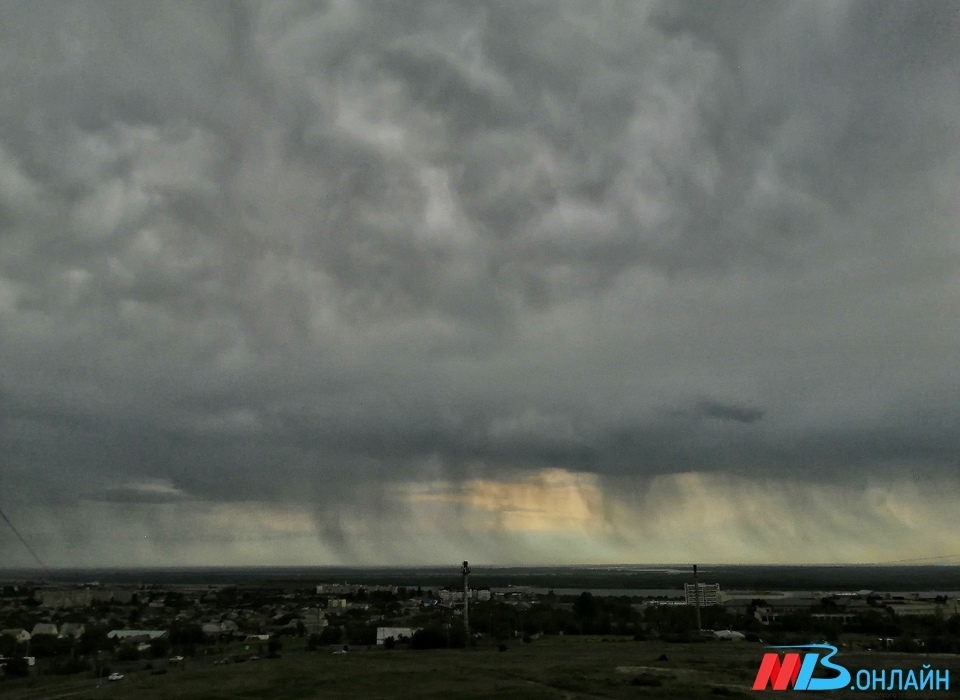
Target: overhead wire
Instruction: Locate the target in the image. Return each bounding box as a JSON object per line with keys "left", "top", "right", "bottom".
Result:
{"left": 0, "top": 504, "right": 51, "bottom": 577}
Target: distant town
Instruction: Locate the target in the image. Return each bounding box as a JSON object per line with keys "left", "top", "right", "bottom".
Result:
{"left": 3, "top": 564, "right": 959, "bottom": 691}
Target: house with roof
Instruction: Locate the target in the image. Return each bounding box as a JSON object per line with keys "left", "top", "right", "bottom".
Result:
{"left": 202, "top": 621, "right": 239, "bottom": 636}
{"left": 376, "top": 627, "right": 420, "bottom": 645}
{"left": 712, "top": 629, "right": 746, "bottom": 641}
{"left": 106, "top": 629, "right": 167, "bottom": 641}
{"left": 30, "top": 623, "right": 58, "bottom": 637}
{"left": 0, "top": 629, "right": 31, "bottom": 644}
{"left": 59, "top": 623, "right": 85, "bottom": 639}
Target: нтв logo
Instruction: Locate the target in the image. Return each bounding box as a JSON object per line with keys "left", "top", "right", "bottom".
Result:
{"left": 753, "top": 644, "right": 851, "bottom": 691}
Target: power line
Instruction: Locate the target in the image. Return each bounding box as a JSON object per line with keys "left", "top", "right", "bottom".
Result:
{"left": 0, "top": 505, "right": 50, "bottom": 576}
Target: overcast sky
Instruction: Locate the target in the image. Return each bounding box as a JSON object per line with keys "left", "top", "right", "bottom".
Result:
{"left": 1, "top": 1, "right": 958, "bottom": 568}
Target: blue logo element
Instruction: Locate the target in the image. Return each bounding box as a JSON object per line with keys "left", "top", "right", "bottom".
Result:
{"left": 763, "top": 644, "right": 851, "bottom": 691}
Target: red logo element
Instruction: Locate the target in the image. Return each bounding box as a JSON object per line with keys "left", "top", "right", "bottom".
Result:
{"left": 753, "top": 652, "right": 802, "bottom": 691}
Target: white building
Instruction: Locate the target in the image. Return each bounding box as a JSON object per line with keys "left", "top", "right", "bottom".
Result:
{"left": 376, "top": 627, "right": 420, "bottom": 646}
{"left": 713, "top": 629, "right": 745, "bottom": 641}
{"left": 59, "top": 623, "right": 85, "bottom": 639}
{"left": 438, "top": 589, "right": 491, "bottom": 604}
{"left": 201, "top": 621, "right": 239, "bottom": 636}
{"left": 438, "top": 590, "right": 464, "bottom": 604}
{"left": 1, "top": 629, "right": 31, "bottom": 643}
{"left": 106, "top": 630, "right": 167, "bottom": 641}
{"left": 684, "top": 583, "right": 720, "bottom": 606}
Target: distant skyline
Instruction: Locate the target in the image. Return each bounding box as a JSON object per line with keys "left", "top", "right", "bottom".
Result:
{"left": 1, "top": 1, "right": 959, "bottom": 568}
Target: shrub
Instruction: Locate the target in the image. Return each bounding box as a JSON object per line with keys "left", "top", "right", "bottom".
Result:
{"left": 2, "top": 656, "right": 30, "bottom": 678}
{"left": 631, "top": 674, "right": 662, "bottom": 687}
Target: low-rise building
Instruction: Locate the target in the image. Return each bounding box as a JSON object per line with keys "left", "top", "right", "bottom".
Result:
{"left": 0, "top": 629, "right": 31, "bottom": 643}
{"left": 59, "top": 623, "right": 85, "bottom": 639}
{"left": 684, "top": 583, "right": 720, "bottom": 606}
{"left": 37, "top": 589, "right": 93, "bottom": 608}
{"left": 376, "top": 627, "right": 420, "bottom": 645}
{"left": 713, "top": 629, "right": 746, "bottom": 641}
{"left": 201, "top": 621, "right": 239, "bottom": 636}
{"left": 106, "top": 630, "right": 167, "bottom": 641}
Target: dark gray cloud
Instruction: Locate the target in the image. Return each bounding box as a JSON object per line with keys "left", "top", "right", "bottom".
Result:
{"left": 695, "top": 400, "right": 764, "bottom": 424}
{"left": 1, "top": 0, "right": 958, "bottom": 565}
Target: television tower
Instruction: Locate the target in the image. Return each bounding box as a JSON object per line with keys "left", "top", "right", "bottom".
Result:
{"left": 461, "top": 560, "right": 471, "bottom": 639}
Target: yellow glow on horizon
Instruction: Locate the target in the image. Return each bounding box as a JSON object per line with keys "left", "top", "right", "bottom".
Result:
{"left": 407, "top": 468, "right": 610, "bottom": 532}
{"left": 201, "top": 502, "right": 315, "bottom": 535}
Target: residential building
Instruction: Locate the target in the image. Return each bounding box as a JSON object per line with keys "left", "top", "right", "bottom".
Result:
{"left": 684, "top": 583, "right": 720, "bottom": 606}
{"left": 59, "top": 623, "right": 85, "bottom": 639}
{"left": 106, "top": 630, "right": 167, "bottom": 641}
{"left": 0, "top": 629, "right": 31, "bottom": 643}
{"left": 376, "top": 627, "right": 420, "bottom": 645}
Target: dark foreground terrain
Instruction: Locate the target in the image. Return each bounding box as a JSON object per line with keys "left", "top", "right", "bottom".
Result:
{"left": 3, "top": 636, "right": 957, "bottom": 700}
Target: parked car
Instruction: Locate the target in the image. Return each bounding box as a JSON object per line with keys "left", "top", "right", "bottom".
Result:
{"left": 108, "top": 672, "right": 124, "bottom": 682}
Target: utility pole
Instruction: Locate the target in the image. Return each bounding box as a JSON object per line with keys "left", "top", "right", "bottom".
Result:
{"left": 693, "top": 564, "right": 702, "bottom": 634}
{"left": 461, "top": 560, "right": 471, "bottom": 640}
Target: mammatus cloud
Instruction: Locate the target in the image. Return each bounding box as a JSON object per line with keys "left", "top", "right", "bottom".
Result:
{"left": 1, "top": 1, "right": 959, "bottom": 566}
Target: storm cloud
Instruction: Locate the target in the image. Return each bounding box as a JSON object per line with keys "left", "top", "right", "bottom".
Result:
{"left": 1, "top": 1, "right": 958, "bottom": 566}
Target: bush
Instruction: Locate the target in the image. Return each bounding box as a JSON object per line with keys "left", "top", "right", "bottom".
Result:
{"left": 319, "top": 626, "right": 343, "bottom": 645}
{"left": 115, "top": 645, "right": 140, "bottom": 662}
{"left": 149, "top": 638, "right": 170, "bottom": 658}
{"left": 28, "top": 635, "right": 72, "bottom": 659}
{"left": 45, "top": 657, "right": 91, "bottom": 676}
{"left": 411, "top": 627, "right": 447, "bottom": 650}
{"left": 2, "top": 656, "right": 30, "bottom": 678}
{"left": 631, "top": 674, "right": 663, "bottom": 687}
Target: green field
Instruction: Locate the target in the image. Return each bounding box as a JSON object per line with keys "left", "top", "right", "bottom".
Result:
{"left": 4, "top": 638, "right": 957, "bottom": 699}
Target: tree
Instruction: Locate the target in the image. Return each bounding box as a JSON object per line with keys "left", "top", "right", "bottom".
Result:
{"left": 410, "top": 627, "right": 447, "bottom": 650}
{"left": 0, "top": 635, "right": 16, "bottom": 657}
{"left": 29, "top": 635, "right": 71, "bottom": 659}
{"left": 76, "top": 625, "right": 110, "bottom": 656}
{"left": 115, "top": 645, "right": 140, "bottom": 662}
{"left": 149, "top": 638, "right": 170, "bottom": 659}
{"left": 169, "top": 622, "right": 205, "bottom": 649}
{"left": 318, "top": 626, "right": 342, "bottom": 645}
{"left": 573, "top": 592, "right": 599, "bottom": 619}
{"left": 3, "top": 655, "right": 29, "bottom": 678}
